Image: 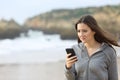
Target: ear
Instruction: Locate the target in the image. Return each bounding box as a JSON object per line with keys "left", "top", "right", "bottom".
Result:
{"left": 92, "top": 31, "right": 96, "bottom": 35}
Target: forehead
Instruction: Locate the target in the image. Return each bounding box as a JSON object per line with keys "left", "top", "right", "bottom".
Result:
{"left": 77, "top": 23, "right": 90, "bottom": 30}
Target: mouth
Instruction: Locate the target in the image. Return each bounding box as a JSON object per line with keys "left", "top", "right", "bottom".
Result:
{"left": 80, "top": 37, "right": 85, "bottom": 40}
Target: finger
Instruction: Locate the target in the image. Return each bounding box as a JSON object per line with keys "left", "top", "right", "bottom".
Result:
{"left": 67, "top": 56, "right": 77, "bottom": 60}
{"left": 66, "top": 56, "right": 77, "bottom": 63}
{"left": 67, "top": 58, "right": 78, "bottom": 64}
{"left": 66, "top": 53, "right": 72, "bottom": 58}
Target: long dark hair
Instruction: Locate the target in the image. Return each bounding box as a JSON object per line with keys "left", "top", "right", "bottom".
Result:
{"left": 75, "top": 15, "right": 120, "bottom": 47}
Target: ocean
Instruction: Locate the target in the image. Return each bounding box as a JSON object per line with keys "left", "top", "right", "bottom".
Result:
{"left": 0, "top": 30, "right": 119, "bottom": 64}
{"left": 0, "top": 30, "right": 77, "bottom": 64}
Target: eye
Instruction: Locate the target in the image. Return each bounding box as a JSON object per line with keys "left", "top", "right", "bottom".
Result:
{"left": 83, "top": 30, "right": 87, "bottom": 32}
{"left": 77, "top": 30, "right": 80, "bottom": 32}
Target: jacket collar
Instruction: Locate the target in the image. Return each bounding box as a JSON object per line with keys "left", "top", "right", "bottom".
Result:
{"left": 78, "top": 42, "right": 109, "bottom": 52}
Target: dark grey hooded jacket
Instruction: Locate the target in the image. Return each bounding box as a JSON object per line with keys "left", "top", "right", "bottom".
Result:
{"left": 64, "top": 42, "right": 118, "bottom": 80}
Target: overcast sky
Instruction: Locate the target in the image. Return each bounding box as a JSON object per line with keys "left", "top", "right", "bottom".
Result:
{"left": 0, "top": 0, "right": 120, "bottom": 24}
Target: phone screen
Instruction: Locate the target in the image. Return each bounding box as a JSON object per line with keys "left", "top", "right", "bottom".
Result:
{"left": 65, "top": 48, "right": 75, "bottom": 57}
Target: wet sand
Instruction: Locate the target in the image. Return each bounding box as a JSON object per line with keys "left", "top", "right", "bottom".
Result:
{"left": 0, "top": 61, "right": 65, "bottom": 80}
{"left": 0, "top": 57, "right": 120, "bottom": 80}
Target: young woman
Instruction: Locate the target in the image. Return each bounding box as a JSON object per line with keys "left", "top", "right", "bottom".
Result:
{"left": 65, "top": 15, "right": 120, "bottom": 80}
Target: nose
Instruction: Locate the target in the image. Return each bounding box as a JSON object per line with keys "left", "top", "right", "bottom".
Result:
{"left": 78, "top": 32, "right": 84, "bottom": 37}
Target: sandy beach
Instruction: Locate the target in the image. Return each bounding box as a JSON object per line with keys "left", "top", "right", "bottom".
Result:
{"left": 0, "top": 57, "right": 119, "bottom": 80}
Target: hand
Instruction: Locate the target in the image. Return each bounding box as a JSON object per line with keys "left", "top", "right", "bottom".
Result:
{"left": 65, "top": 53, "right": 78, "bottom": 69}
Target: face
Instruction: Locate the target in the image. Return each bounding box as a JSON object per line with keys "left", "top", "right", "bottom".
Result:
{"left": 77, "top": 23, "right": 95, "bottom": 43}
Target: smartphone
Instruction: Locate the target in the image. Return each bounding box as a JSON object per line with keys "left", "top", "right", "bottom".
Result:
{"left": 65, "top": 48, "right": 76, "bottom": 58}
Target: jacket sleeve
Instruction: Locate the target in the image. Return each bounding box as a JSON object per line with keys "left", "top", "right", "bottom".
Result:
{"left": 64, "top": 64, "right": 77, "bottom": 80}
{"left": 108, "top": 49, "right": 118, "bottom": 80}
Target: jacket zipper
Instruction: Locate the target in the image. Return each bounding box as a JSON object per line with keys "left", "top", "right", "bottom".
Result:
{"left": 86, "top": 51, "right": 102, "bottom": 80}
{"left": 87, "top": 58, "right": 90, "bottom": 80}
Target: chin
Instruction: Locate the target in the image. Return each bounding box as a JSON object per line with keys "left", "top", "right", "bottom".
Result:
{"left": 81, "top": 40, "right": 87, "bottom": 43}
{"left": 81, "top": 39, "right": 89, "bottom": 43}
